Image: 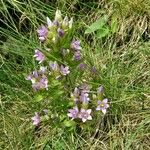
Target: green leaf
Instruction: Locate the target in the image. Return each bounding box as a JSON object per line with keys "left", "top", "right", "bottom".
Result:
{"left": 110, "top": 16, "right": 118, "bottom": 33}
{"left": 34, "top": 94, "right": 43, "bottom": 102}
{"left": 85, "top": 15, "right": 108, "bottom": 34}
{"left": 96, "top": 27, "right": 110, "bottom": 38}
{"left": 63, "top": 120, "right": 76, "bottom": 127}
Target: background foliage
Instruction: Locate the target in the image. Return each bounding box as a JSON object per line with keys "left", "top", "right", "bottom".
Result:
{"left": 0, "top": 0, "right": 150, "bottom": 149}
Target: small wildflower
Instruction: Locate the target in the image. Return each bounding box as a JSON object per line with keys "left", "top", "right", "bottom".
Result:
{"left": 78, "top": 108, "right": 92, "bottom": 122}
{"left": 69, "top": 17, "right": 73, "bottom": 29}
{"left": 71, "top": 40, "right": 82, "bottom": 51}
{"left": 78, "top": 63, "right": 87, "bottom": 70}
{"left": 37, "top": 25, "right": 48, "bottom": 42}
{"left": 79, "top": 83, "right": 90, "bottom": 94}
{"left": 80, "top": 93, "right": 90, "bottom": 103}
{"left": 49, "top": 61, "right": 59, "bottom": 71}
{"left": 62, "top": 16, "right": 69, "bottom": 29}
{"left": 55, "top": 9, "right": 62, "bottom": 21}
{"left": 68, "top": 107, "right": 79, "bottom": 120}
{"left": 46, "top": 17, "right": 53, "bottom": 28}
{"left": 39, "top": 66, "right": 47, "bottom": 73}
{"left": 96, "top": 98, "right": 109, "bottom": 114}
{"left": 31, "top": 112, "right": 40, "bottom": 126}
{"left": 57, "top": 28, "right": 65, "bottom": 37}
{"left": 34, "top": 49, "right": 45, "bottom": 64}
{"left": 60, "top": 65, "right": 70, "bottom": 75}
{"left": 74, "top": 51, "right": 81, "bottom": 61}
{"left": 97, "top": 86, "right": 104, "bottom": 94}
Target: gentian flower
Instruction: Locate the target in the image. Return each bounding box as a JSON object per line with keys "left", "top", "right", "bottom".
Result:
{"left": 62, "top": 16, "right": 69, "bottom": 29}
{"left": 69, "top": 18, "right": 73, "bottom": 29}
{"left": 67, "top": 107, "right": 79, "bottom": 120}
{"left": 74, "top": 51, "right": 81, "bottom": 61}
{"left": 55, "top": 9, "right": 62, "bottom": 21}
{"left": 96, "top": 98, "right": 109, "bottom": 114}
{"left": 34, "top": 49, "right": 45, "bottom": 64}
{"left": 57, "top": 28, "right": 65, "bottom": 37}
{"left": 60, "top": 65, "right": 70, "bottom": 75}
{"left": 79, "top": 83, "right": 90, "bottom": 94}
{"left": 71, "top": 40, "right": 82, "bottom": 51}
{"left": 97, "top": 86, "right": 104, "bottom": 94}
{"left": 31, "top": 112, "right": 40, "bottom": 126}
{"left": 39, "top": 66, "right": 47, "bottom": 74}
{"left": 78, "top": 63, "right": 87, "bottom": 70}
{"left": 37, "top": 25, "right": 48, "bottom": 41}
{"left": 46, "top": 17, "right": 53, "bottom": 28}
{"left": 49, "top": 61, "right": 59, "bottom": 71}
{"left": 80, "top": 93, "right": 90, "bottom": 103}
{"left": 78, "top": 108, "right": 92, "bottom": 122}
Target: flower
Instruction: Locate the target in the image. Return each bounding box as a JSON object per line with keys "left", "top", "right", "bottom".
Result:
{"left": 49, "top": 61, "right": 59, "bottom": 71}
{"left": 96, "top": 98, "right": 109, "bottom": 114}
{"left": 57, "top": 28, "right": 65, "bottom": 37}
{"left": 32, "top": 75, "right": 48, "bottom": 91}
{"left": 60, "top": 65, "right": 70, "bottom": 75}
{"left": 46, "top": 17, "right": 53, "bottom": 28}
{"left": 37, "top": 25, "right": 48, "bottom": 41}
{"left": 62, "top": 16, "right": 69, "bottom": 29}
{"left": 55, "top": 9, "right": 62, "bottom": 21}
{"left": 78, "top": 63, "right": 87, "bottom": 70}
{"left": 97, "top": 86, "right": 104, "bottom": 94}
{"left": 39, "top": 66, "right": 47, "bottom": 74}
{"left": 69, "top": 17, "right": 73, "bottom": 29}
{"left": 68, "top": 107, "right": 79, "bottom": 120}
{"left": 31, "top": 112, "right": 40, "bottom": 126}
{"left": 78, "top": 108, "right": 92, "bottom": 122}
{"left": 80, "top": 93, "right": 90, "bottom": 103}
{"left": 34, "top": 49, "right": 45, "bottom": 64}
{"left": 71, "top": 40, "right": 82, "bottom": 51}
{"left": 74, "top": 51, "right": 81, "bottom": 61}
{"left": 79, "top": 83, "right": 90, "bottom": 94}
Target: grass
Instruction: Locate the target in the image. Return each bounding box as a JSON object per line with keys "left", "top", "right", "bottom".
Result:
{"left": 0, "top": 0, "right": 150, "bottom": 149}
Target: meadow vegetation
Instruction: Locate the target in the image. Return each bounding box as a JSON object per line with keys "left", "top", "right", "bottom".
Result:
{"left": 0, "top": 0, "right": 150, "bottom": 149}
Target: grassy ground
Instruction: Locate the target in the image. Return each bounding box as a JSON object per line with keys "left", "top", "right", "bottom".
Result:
{"left": 0, "top": 0, "right": 150, "bottom": 149}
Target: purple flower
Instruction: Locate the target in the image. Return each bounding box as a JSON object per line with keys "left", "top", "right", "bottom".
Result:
{"left": 97, "top": 86, "right": 104, "bottom": 94}
{"left": 57, "top": 28, "right": 65, "bottom": 37}
{"left": 78, "top": 108, "right": 92, "bottom": 122}
{"left": 74, "top": 51, "right": 81, "bottom": 61}
{"left": 32, "top": 75, "right": 48, "bottom": 91}
{"left": 78, "top": 63, "right": 87, "bottom": 70}
{"left": 34, "top": 49, "right": 45, "bottom": 64}
{"left": 80, "top": 93, "right": 90, "bottom": 103}
{"left": 39, "top": 66, "right": 47, "bottom": 73}
{"left": 79, "top": 83, "right": 90, "bottom": 94}
{"left": 37, "top": 25, "right": 48, "bottom": 41}
{"left": 73, "top": 87, "right": 80, "bottom": 97}
{"left": 96, "top": 98, "right": 109, "bottom": 114}
{"left": 31, "top": 112, "right": 40, "bottom": 126}
{"left": 68, "top": 107, "right": 79, "bottom": 120}
{"left": 49, "top": 61, "right": 59, "bottom": 71}
{"left": 71, "top": 40, "right": 82, "bottom": 51}
{"left": 60, "top": 65, "right": 70, "bottom": 75}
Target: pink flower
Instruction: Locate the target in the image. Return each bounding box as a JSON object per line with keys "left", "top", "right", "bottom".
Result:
{"left": 78, "top": 108, "right": 92, "bottom": 122}
{"left": 71, "top": 40, "right": 82, "bottom": 51}
{"left": 60, "top": 65, "right": 70, "bottom": 75}
{"left": 31, "top": 112, "right": 40, "bottom": 126}
{"left": 96, "top": 98, "right": 109, "bottom": 114}
{"left": 68, "top": 107, "right": 79, "bottom": 120}
{"left": 34, "top": 49, "right": 45, "bottom": 64}
{"left": 37, "top": 25, "right": 48, "bottom": 42}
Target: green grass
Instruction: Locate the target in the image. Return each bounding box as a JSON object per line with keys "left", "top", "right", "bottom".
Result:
{"left": 0, "top": 0, "right": 150, "bottom": 149}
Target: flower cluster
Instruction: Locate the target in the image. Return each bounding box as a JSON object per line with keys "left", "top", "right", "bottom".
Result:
{"left": 37, "top": 9, "right": 73, "bottom": 43}
{"left": 26, "top": 10, "right": 110, "bottom": 126}
{"left": 68, "top": 85, "right": 109, "bottom": 122}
